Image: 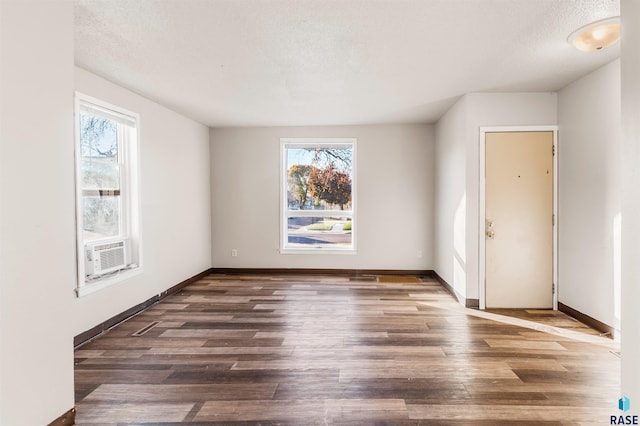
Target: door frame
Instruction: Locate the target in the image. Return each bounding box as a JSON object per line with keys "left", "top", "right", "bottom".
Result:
{"left": 479, "top": 126, "right": 558, "bottom": 310}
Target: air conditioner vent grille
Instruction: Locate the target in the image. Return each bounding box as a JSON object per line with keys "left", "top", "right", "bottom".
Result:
{"left": 100, "top": 246, "right": 125, "bottom": 270}
{"left": 85, "top": 240, "right": 127, "bottom": 276}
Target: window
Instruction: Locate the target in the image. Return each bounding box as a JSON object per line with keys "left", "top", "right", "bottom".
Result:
{"left": 281, "top": 138, "right": 356, "bottom": 252}
{"left": 75, "top": 93, "right": 141, "bottom": 295}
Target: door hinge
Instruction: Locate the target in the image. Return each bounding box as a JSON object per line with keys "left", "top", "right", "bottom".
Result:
{"left": 552, "top": 214, "right": 555, "bottom": 226}
{"left": 552, "top": 283, "right": 556, "bottom": 294}
{"left": 552, "top": 145, "right": 556, "bottom": 156}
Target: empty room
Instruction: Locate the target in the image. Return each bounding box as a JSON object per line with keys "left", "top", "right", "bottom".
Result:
{"left": 2, "top": 0, "right": 640, "bottom": 424}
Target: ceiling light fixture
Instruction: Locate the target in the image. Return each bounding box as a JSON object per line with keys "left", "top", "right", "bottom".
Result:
{"left": 568, "top": 17, "right": 621, "bottom": 52}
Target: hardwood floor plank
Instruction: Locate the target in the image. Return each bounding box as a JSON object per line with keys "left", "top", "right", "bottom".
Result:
{"left": 464, "top": 381, "right": 617, "bottom": 395}
{"left": 291, "top": 345, "right": 447, "bottom": 358}
{"left": 147, "top": 346, "right": 294, "bottom": 356}
{"left": 483, "top": 339, "right": 568, "bottom": 351}
{"left": 339, "top": 365, "right": 520, "bottom": 381}
{"left": 165, "top": 368, "right": 340, "bottom": 386}
{"left": 193, "top": 399, "right": 409, "bottom": 423}
{"left": 84, "top": 383, "right": 278, "bottom": 402}
{"left": 202, "top": 337, "right": 285, "bottom": 347}
{"left": 505, "top": 359, "right": 569, "bottom": 371}
{"left": 274, "top": 378, "right": 469, "bottom": 401}
{"left": 80, "top": 337, "right": 209, "bottom": 349}
{"left": 406, "top": 403, "right": 611, "bottom": 422}
{"left": 159, "top": 329, "right": 257, "bottom": 338}
{"left": 75, "top": 402, "right": 194, "bottom": 423}
{"left": 193, "top": 400, "right": 325, "bottom": 422}
{"left": 74, "top": 369, "right": 173, "bottom": 384}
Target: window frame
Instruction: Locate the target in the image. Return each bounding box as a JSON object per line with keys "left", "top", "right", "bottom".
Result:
{"left": 280, "top": 138, "right": 357, "bottom": 254}
{"left": 74, "top": 92, "right": 142, "bottom": 296}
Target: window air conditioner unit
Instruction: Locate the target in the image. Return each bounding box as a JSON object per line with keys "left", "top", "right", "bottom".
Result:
{"left": 85, "top": 240, "right": 127, "bottom": 276}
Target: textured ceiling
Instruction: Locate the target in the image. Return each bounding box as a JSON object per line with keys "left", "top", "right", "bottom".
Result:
{"left": 75, "top": 0, "right": 620, "bottom": 127}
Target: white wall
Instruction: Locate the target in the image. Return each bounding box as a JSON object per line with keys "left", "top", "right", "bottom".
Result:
{"left": 621, "top": 0, "right": 640, "bottom": 405}
{"left": 558, "top": 60, "right": 621, "bottom": 331}
{"left": 211, "top": 124, "right": 434, "bottom": 270}
{"left": 434, "top": 97, "right": 468, "bottom": 298}
{"left": 73, "top": 68, "right": 212, "bottom": 335}
{"left": 0, "top": 2, "right": 76, "bottom": 424}
{"left": 433, "top": 93, "right": 558, "bottom": 303}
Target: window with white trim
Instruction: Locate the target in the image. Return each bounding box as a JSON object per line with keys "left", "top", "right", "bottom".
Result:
{"left": 75, "top": 93, "right": 141, "bottom": 295}
{"left": 281, "top": 138, "right": 356, "bottom": 252}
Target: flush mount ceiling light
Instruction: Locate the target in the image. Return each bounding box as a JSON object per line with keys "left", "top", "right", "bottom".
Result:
{"left": 568, "top": 17, "right": 621, "bottom": 52}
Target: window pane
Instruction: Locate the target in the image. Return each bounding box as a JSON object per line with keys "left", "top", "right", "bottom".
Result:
{"left": 79, "top": 112, "right": 119, "bottom": 190}
{"left": 286, "top": 147, "right": 352, "bottom": 211}
{"left": 79, "top": 110, "right": 121, "bottom": 241}
{"left": 286, "top": 216, "right": 353, "bottom": 248}
{"left": 82, "top": 195, "right": 120, "bottom": 241}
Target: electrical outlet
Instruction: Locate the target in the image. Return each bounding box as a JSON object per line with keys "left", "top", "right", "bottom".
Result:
{"left": 231, "top": 249, "right": 238, "bottom": 257}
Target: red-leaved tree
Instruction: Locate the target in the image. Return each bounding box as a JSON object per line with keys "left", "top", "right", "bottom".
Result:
{"left": 308, "top": 162, "right": 352, "bottom": 210}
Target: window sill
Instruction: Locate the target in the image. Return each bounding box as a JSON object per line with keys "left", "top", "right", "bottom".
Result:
{"left": 76, "top": 266, "right": 143, "bottom": 297}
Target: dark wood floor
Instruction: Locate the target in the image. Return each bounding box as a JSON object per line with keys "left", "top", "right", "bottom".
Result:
{"left": 74, "top": 273, "right": 620, "bottom": 425}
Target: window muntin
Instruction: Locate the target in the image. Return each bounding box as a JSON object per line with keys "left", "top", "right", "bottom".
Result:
{"left": 75, "top": 93, "right": 140, "bottom": 293}
{"left": 281, "top": 139, "right": 355, "bottom": 252}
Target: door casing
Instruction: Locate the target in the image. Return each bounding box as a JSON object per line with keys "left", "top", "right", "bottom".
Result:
{"left": 479, "top": 126, "right": 558, "bottom": 311}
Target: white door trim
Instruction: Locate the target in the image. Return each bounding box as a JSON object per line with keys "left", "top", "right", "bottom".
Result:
{"left": 479, "top": 126, "right": 558, "bottom": 310}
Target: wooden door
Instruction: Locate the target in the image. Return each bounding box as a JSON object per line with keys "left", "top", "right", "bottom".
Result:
{"left": 485, "top": 131, "right": 554, "bottom": 308}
